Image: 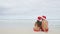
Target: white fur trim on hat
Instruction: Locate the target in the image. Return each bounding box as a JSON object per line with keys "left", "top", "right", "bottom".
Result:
{"left": 41, "top": 16, "right": 45, "bottom": 19}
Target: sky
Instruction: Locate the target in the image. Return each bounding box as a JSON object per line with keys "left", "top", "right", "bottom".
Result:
{"left": 0, "top": 0, "right": 60, "bottom": 19}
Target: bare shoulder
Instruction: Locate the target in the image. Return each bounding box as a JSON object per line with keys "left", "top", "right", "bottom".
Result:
{"left": 42, "top": 20, "right": 48, "bottom": 23}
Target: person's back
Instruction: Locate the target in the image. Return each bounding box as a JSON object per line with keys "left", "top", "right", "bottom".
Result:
{"left": 33, "top": 16, "right": 42, "bottom": 32}
{"left": 41, "top": 16, "right": 48, "bottom": 32}
{"left": 42, "top": 20, "right": 48, "bottom": 29}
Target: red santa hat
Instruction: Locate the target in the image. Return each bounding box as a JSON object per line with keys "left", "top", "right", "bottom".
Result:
{"left": 37, "top": 16, "right": 41, "bottom": 20}
{"left": 41, "top": 16, "right": 46, "bottom": 19}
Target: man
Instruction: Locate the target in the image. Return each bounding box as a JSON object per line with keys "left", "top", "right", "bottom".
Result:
{"left": 41, "top": 16, "right": 48, "bottom": 32}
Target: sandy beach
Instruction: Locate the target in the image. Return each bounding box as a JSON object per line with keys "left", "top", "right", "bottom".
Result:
{"left": 0, "top": 19, "right": 60, "bottom": 34}
{"left": 0, "top": 0, "right": 60, "bottom": 34}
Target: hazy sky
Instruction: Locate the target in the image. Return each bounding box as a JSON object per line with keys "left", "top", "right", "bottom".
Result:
{"left": 0, "top": 0, "right": 60, "bottom": 19}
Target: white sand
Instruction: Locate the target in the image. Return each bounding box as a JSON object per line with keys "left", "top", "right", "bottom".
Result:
{"left": 0, "top": 20, "right": 60, "bottom": 34}
{"left": 0, "top": 27, "right": 60, "bottom": 34}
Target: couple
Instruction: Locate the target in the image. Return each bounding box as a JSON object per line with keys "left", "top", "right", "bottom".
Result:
{"left": 33, "top": 16, "right": 48, "bottom": 32}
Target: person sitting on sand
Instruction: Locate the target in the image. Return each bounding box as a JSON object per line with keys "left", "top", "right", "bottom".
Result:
{"left": 33, "top": 16, "right": 42, "bottom": 31}
{"left": 41, "top": 16, "right": 48, "bottom": 32}
{"left": 33, "top": 16, "right": 48, "bottom": 32}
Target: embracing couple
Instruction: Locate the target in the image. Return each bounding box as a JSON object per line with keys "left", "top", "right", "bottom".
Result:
{"left": 33, "top": 16, "right": 48, "bottom": 32}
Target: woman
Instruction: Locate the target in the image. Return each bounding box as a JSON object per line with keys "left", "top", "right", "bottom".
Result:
{"left": 33, "top": 16, "right": 42, "bottom": 32}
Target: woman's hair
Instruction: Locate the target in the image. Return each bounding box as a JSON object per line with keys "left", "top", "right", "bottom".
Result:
{"left": 36, "top": 20, "right": 42, "bottom": 27}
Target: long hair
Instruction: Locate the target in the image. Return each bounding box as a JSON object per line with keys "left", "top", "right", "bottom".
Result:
{"left": 35, "top": 20, "right": 42, "bottom": 27}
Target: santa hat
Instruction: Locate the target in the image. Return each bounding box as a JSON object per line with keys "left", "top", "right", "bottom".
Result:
{"left": 41, "top": 16, "right": 46, "bottom": 19}
{"left": 37, "top": 16, "right": 41, "bottom": 20}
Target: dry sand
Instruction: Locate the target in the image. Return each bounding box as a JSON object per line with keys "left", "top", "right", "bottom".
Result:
{"left": 0, "top": 20, "right": 60, "bottom": 34}
{"left": 0, "top": 27, "right": 60, "bottom": 34}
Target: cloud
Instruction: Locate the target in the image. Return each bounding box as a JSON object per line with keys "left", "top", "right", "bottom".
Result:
{"left": 0, "top": 0, "right": 60, "bottom": 19}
